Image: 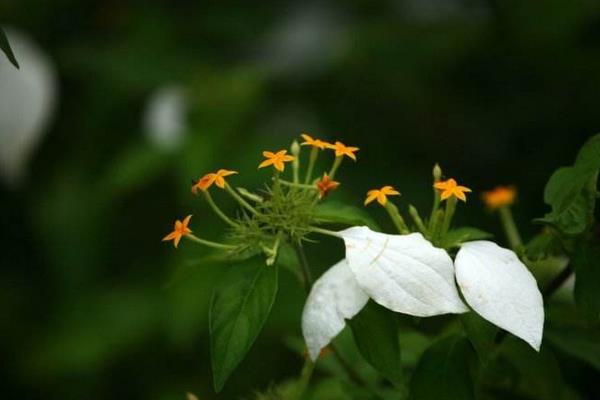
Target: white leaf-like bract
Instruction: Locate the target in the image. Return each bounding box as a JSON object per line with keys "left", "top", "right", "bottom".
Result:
{"left": 340, "top": 226, "right": 468, "bottom": 317}
{"left": 301, "top": 259, "right": 369, "bottom": 360}
{"left": 455, "top": 241, "right": 544, "bottom": 351}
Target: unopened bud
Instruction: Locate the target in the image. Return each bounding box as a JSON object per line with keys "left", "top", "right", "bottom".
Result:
{"left": 433, "top": 163, "right": 442, "bottom": 181}
{"left": 291, "top": 140, "right": 300, "bottom": 157}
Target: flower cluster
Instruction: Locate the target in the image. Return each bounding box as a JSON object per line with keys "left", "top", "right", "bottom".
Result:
{"left": 162, "top": 133, "right": 543, "bottom": 370}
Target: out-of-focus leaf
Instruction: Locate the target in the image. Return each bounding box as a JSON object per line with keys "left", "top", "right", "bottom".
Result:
{"left": 461, "top": 312, "right": 498, "bottom": 364}
{"left": 409, "top": 335, "right": 475, "bottom": 400}
{"left": 349, "top": 301, "right": 403, "bottom": 386}
{"left": 442, "top": 227, "right": 493, "bottom": 249}
{"left": 0, "top": 27, "right": 19, "bottom": 68}
{"left": 538, "top": 166, "right": 597, "bottom": 235}
{"left": 545, "top": 304, "right": 600, "bottom": 370}
{"left": 210, "top": 258, "right": 278, "bottom": 392}
{"left": 570, "top": 242, "right": 600, "bottom": 321}
{"left": 574, "top": 133, "right": 600, "bottom": 171}
{"left": 525, "top": 230, "right": 563, "bottom": 260}
{"left": 314, "top": 202, "right": 380, "bottom": 230}
{"left": 480, "top": 338, "right": 569, "bottom": 400}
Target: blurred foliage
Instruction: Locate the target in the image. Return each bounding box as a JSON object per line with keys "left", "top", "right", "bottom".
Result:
{"left": 1, "top": 0, "right": 600, "bottom": 399}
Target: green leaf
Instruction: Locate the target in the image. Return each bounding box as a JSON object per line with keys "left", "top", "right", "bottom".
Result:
{"left": 461, "top": 312, "right": 498, "bottom": 364}
{"left": 524, "top": 230, "right": 563, "bottom": 261}
{"left": 546, "top": 303, "right": 600, "bottom": 370}
{"left": 0, "top": 27, "right": 19, "bottom": 69}
{"left": 409, "top": 335, "right": 475, "bottom": 400}
{"left": 538, "top": 166, "right": 597, "bottom": 235}
{"left": 574, "top": 133, "right": 600, "bottom": 171}
{"left": 570, "top": 242, "right": 600, "bottom": 322}
{"left": 349, "top": 301, "right": 403, "bottom": 386}
{"left": 314, "top": 202, "right": 380, "bottom": 230}
{"left": 442, "top": 227, "right": 493, "bottom": 249}
{"left": 209, "top": 258, "right": 278, "bottom": 392}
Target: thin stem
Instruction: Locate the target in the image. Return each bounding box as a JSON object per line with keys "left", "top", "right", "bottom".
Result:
{"left": 409, "top": 204, "right": 429, "bottom": 237}
{"left": 289, "top": 358, "right": 314, "bottom": 400}
{"left": 185, "top": 234, "right": 236, "bottom": 250}
{"left": 279, "top": 179, "right": 318, "bottom": 190}
{"left": 203, "top": 190, "right": 238, "bottom": 227}
{"left": 542, "top": 263, "right": 573, "bottom": 302}
{"left": 385, "top": 202, "right": 410, "bottom": 234}
{"left": 294, "top": 243, "right": 313, "bottom": 293}
{"left": 225, "top": 183, "right": 259, "bottom": 215}
{"left": 429, "top": 188, "right": 441, "bottom": 231}
{"left": 328, "top": 156, "right": 343, "bottom": 180}
{"left": 441, "top": 197, "right": 456, "bottom": 235}
{"left": 498, "top": 206, "right": 523, "bottom": 250}
{"left": 304, "top": 147, "right": 319, "bottom": 184}
{"left": 309, "top": 226, "right": 341, "bottom": 238}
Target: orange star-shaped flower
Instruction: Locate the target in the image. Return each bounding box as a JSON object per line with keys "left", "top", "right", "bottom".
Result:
{"left": 258, "top": 150, "right": 295, "bottom": 172}
{"left": 316, "top": 174, "right": 340, "bottom": 199}
{"left": 300, "top": 133, "right": 329, "bottom": 150}
{"left": 328, "top": 141, "right": 359, "bottom": 161}
{"left": 162, "top": 215, "right": 192, "bottom": 248}
{"left": 482, "top": 185, "right": 516, "bottom": 210}
{"left": 434, "top": 178, "right": 472, "bottom": 202}
{"left": 191, "top": 169, "right": 238, "bottom": 194}
{"left": 364, "top": 185, "right": 401, "bottom": 206}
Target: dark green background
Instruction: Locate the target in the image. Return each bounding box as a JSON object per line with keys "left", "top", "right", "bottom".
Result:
{"left": 1, "top": 1, "right": 599, "bottom": 399}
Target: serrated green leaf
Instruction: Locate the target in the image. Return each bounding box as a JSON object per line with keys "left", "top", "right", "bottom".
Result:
{"left": 349, "top": 301, "right": 403, "bottom": 386}
{"left": 210, "top": 258, "right": 278, "bottom": 392}
{"left": 442, "top": 227, "right": 493, "bottom": 249}
{"left": 409, "top": 335, "right": 475, "bottom": 400}
{"left": 461, "top": 312, "right": 498, "bottom": 364}
{"left": 0, "top": 27, "right": 19, "bottom": 69}
{"left": 570, "top": 242, "right": 600, "bottom": 322}
{"left": 314, "top": 202, "right": 380, "bottom": 231}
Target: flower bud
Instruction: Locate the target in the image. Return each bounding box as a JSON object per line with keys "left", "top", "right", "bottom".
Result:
{"left": 291, "top": 140, "right": 301, "bottom": 157}
{"left": 433, "top": 163, "right": 442, "bottom": 181}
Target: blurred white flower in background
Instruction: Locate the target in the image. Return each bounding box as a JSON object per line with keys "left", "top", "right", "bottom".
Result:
{"left": 143, "top": 85, "right": 187, "bottom": 151}
{"left": 258, "top": 5, "right": 346, "bottom": 78}
{"left": 0, "top": 28, "right": 57, "bottom": 187}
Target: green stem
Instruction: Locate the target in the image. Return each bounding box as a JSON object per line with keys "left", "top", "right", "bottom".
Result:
{"left": 309, "top": 226, "right": 341, "bottom": 238}
{"left": 203, "top": 190, "right": 238, "bottom": 228}
{"left": 289, "top": 357, "right": 315, "bottom": 400}
{"left": 409, "top": 204, "right": 429, "bottom": 237}
{"left": 384, "top": 202, "right": 410, "bottom": 234}
{"left": 441, "top": 197, "right": 457, "bottom": 235}
{"left": 498, "top": 206, "right": 522, "bottom": 250}
{"left": 185, "top": 234, "right": 236, "bottom": 250}
{"left": 294, "top": 243, "right": 313, "bottom": 293}
{"left": 328, "top": 156, "right": 343, "bottom": 180}
{"left": 304, "top": 147, "right": 319, "bottom": 184}
{"left": 430, "top": 209, "right": 445, "bottom": 246}
{"left": 225, "top": 183, "right": 259, "bottom": 215}
{"left": 279, "top": 179, "right": 318, "bottom": 190}
{"left": 429, "top": 188, "right": 441, "bottom": 231}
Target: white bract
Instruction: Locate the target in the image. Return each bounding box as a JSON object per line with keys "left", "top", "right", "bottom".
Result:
{"left": 302, "top": 226, "right": 545, "bottom": 360}
{"left": 455, "top": 241, "right": 544, "bottom": 351}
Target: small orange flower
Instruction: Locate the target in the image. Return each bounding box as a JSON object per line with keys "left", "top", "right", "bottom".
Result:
{"left": 258, "top": 150, "right": 295, "bottom": 172}
{"left": 328, "top": 141, "right": 359, "bottom": 161}
{"left": 316, "top": 174, "right": 340, "bottom": 199}
{"left": 482, "top": 185, "right": 516, "bottom": 210}
{"left": 434, "top": 178, "right": 472, "bottom": 202}
{"left": 365, "top": 185, "right": 401, "bottom": 206}
{"left": 300, "top": 133, "right": 329, "bottom": 150}
{"left": 162, "top": 215, "right": 192, "bottom": 248}
{"left": 191, "top": 169, "right": 238, "bottom": 194}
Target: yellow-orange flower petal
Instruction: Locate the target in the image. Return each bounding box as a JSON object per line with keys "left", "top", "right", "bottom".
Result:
{"left": 316, "top": 174, "right": 340, "bottom": 199}
{"left": 258, "top": 149, "right": 295, "bottom": 172}
{"left": 328, "top": 141, "right": 359, "bottom": 161}
{"left": 434, "top": 178, "right": 472, "bottom": 202}
{"left": 482, "top": 186, "right": 516, "bottom": 210}
{"left": 364, "top": 185, "right": 401, "bottom": 206}
{"left": 162, "top": 215, "right": 193, "bottom": 248}
{"left": 191, "top": 169, "right": 238, "bottom": 193}
{"left": 301, "top": 133, "right": 329, "bottom": 150}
